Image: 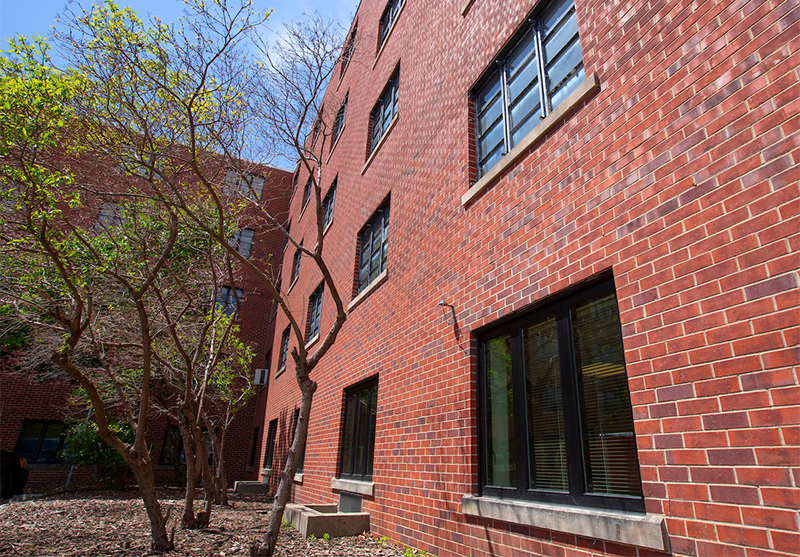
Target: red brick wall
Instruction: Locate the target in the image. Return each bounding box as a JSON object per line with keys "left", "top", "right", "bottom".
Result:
{"left": 262, "top": 0, "right": 799, "bottom": 556}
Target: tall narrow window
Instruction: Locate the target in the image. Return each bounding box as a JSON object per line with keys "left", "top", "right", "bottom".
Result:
{"left": 307, "top": 282, "right": 324, "bottom": 341}
{"left": 290, "top": 246, "right": 302, "bottom": 285}
{"left": 369, "top": 68, "right": 399, "bottom": 153}
{"left": 263, "top": 419, "right": 278, "bottom": 470}
{"left": 339, "top": 377, "right": 378, "bottom": 481}
{"left": 216, "top": 286, "right": 243, "bottom": 317}
{"left": 332, "top": 94, "right": 348, "bottom": 146}
{"left": 322, "top": 180, "right": 337, "bottom": 230}
{"left": 302, "top": 178, "right": 313, "bottom": 210}
{"left": 230, "top": 228, "right": 254, "bottom": 258}
{"left": 341, "top": 24, "right": 357, "bottom": 76}
{"left": 278, "top": 326, "right": 290, "bottom": 372}
{"left": 378, "top": 0, "right": 404, "bottom": 48}
{"left": 357, "top": 200, "right": 390, "bottom": 294}
{"left": 474, "top": 0, "right": 584, "bottom": 177}
{"left": 478, "top": 278, "right": 643, "bottom": 512}
{"left": 15, "top": 421, "right": 67, "bottom": 464}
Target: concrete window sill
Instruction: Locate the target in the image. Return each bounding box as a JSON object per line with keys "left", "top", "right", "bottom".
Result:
{"left": 347, "top": 268, "right": 388, "bottom": 313}
{"left": 462, "top": 73, "right": 600, "bottom": 207}
{"left": 294, "top": 473, "right": 304, "bottom": 484}
{"left": 331, "top": 477, "right": 375, "bottom": 497}
{"left": 461, "top": 495, "right": 669, "bottom": 552}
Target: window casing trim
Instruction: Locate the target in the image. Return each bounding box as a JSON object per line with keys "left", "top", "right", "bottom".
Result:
{"left": 463, "top": 72, "right": 599, "bottom": 207}
{"left": 347, "top": 268, "right": 388, "bottom": 313}
{"left": 476, "top": 276, "right": 644, "bottom": 513}
{"left": 372, "top": 0, "right": 406, "bottom": 69}
{"left": 461, "top": 496, "right": 669, "bottom": 552}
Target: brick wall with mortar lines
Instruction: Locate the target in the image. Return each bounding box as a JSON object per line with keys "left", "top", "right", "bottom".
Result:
{"left": 262, "top": 0, "right": 798, "bottom": 556}
{"left": 0, "top": 155, "right": 292, "bottom": 489}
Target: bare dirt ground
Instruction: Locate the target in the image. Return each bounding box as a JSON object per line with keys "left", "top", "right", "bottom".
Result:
{"left": 0, "top": 488, "right": 408, "bottom": 556}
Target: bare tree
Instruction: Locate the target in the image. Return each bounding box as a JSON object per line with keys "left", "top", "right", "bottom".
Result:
{"left": 51, "top": 1, "right": 353, "bottom": 554}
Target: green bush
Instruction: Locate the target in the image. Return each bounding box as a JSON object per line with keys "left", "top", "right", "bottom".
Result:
{"left": 60, "top": 419, "right": 134, "bottom": 489}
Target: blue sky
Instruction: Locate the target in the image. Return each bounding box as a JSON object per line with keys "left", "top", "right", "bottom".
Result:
{"left": 0, "top": 0, "right": 355, "bottom": 51}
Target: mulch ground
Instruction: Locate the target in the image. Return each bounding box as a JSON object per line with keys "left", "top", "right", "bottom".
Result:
{"left": 0, "top": 488, "right": 409, "bottom": 556}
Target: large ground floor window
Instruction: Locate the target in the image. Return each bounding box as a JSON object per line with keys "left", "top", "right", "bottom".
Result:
{"left": 339, "top": 377, "right": 378, "bottom": 481}
{"left": 478, "top": 277, "right": 644, "bottom": 512}
{"left": 14, "top": 420, "right": 67, "bottom": 464}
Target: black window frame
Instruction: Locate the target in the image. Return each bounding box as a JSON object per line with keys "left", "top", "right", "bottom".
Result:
{"left": 378, "top": 0, "right": 404, "bottom": 48}
{"left": 231, "top": 228, "right": 255, "bottom": 258}
{"left": 477, "top": 277, "right": 644, "bottom": 513}
{"left": 339, "top": 377, "right": 379, "bottom": 481}
{"left": 340, "top": 23, "right": 357, "bottom": 77}
{"left": 357, "top": 199, "right": 390, "bottom": 294}
{"left": 307, "top": 281, "right": 324, "bottom": 341}
{"left": 474, "top": 0, "right": 584, "bottom": 178}
{"left": 302, "top": 177, "right": 313, "bottom": 211}
{"left": 277, "top": 325, "right": 290, "bottom": 372}
{"left": 322, "top": 180, "right": 337, "bottom": 231}
{"left": 216, "top": 286, "right": 243, "bottom": 317}
{"left": 263, "top": 418, "right": 278, "bottom": 470}
{"left": 332, "top": 94, "right": 348, "bottom": 146}
{"left": 290, "top": 246, "right": 302, "bottom": 285}
{"left": 14, "top": 420, "right": 67, "bottom": 464}
{"left": 249, "top": 427, "right": 260, "bottom": 469}
{"left": 369, "top": 68, "right": 399, "bottom": 154}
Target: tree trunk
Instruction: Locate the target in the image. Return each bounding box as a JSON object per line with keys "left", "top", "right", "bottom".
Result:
{"left": 132, "top": 459, "right": 174, "bottom": 552}
{"left": 251, "top": 382, "right": 315, "bottom": 557}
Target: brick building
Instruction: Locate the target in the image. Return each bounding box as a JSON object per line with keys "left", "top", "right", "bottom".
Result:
{"left": 0, "top": 155, "right": 292, "bottom": 491}
{"left": 260, "top": 0, "right": 799, "bottom": 556}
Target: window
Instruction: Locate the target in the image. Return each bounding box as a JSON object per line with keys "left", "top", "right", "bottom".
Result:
{"left": 160, "top": 425, "right": 213, "bottom": 465}
{"left": 341, "top": 24, "right": 357, "bottom": 76}
{"left": 474, "top": 0, "right": 584, "bottom": 177}
{"left": 357, "top": 201, "right": 390, "bottom": 294}
{"left": 302, "top": 178, "right": 313, "bottom": 211}
{"left": 263, "top": 419, "right": 278, "bottom": 469}
{"left": 369, "top": 68, "right": 399, "bottom": 153}
{"left": 322, "top": 180, "right": 337, "bottom": 230}
{"left": 216, "top": 286, "right": 243, "bottom": 317}
{"left": 159, "top": 425, "right": 184, "bottom": 465}
{"left": 307, "top": 282, "right": 324, "bottom": 341}
{"left": 278, "top": 326, "right": 290, "bottom": 372}
{"left": 310, "top": 115, "right": 322, "bottom": 148}
{"left": 224, "top": 169, "right": 265, "bottom": 201}
{"left": 97, "top": 201, "right": 122, "bottom": 227}
{"left": 230, "top": 228, "right": 254, "bottom": 258}
{"left": 14, "top": 420, "right": 66, "bottom": 464}
{"left": 478, "top": 279, "right": 643, "bottom": 512}
{"left": 379, "top": 0, "right": 404, "bottom": 48}
{"left": 332, "top": 94, "right": 348, "bottom": 146}
{"left": 290, "top": 246, "right": 302, "bottom": 285}
{"left": 339, "top": 377, "right": 378, "bottom": 481}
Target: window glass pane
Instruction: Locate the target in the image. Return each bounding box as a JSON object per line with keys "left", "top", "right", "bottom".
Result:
{"left": 549, "top": 64, "right": 585, "bottom": 111}
{"left": 485, "top": 335, "right": 516, "bottom": 487}
{"left": 353, "top": 388, "right": 371, "bottom": 475}
{"left": 573, "top": 293, "right": 642, "bottom": 497}
{"left": 16, "top": 422, "right": 44, "bottom": 459}
{"left": 37, "top": 423, "right": 65, "bottom": 463}
{"left": 506, "top": 28, "right": 536, "bottom": 84}
{"left": 524, "top": 318, "right": 568, "bottom": 491}
{"left": 509, "top": 82, "right": 542, "bottom": 145}
{"left": 365, "top": 383, "right": 378, "bottom": 477}
{"left": 341, "top": 391, "right": 358, "bottom": 476}
{"left": 542, "top": 0, "right": 574, "bottom": 37}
